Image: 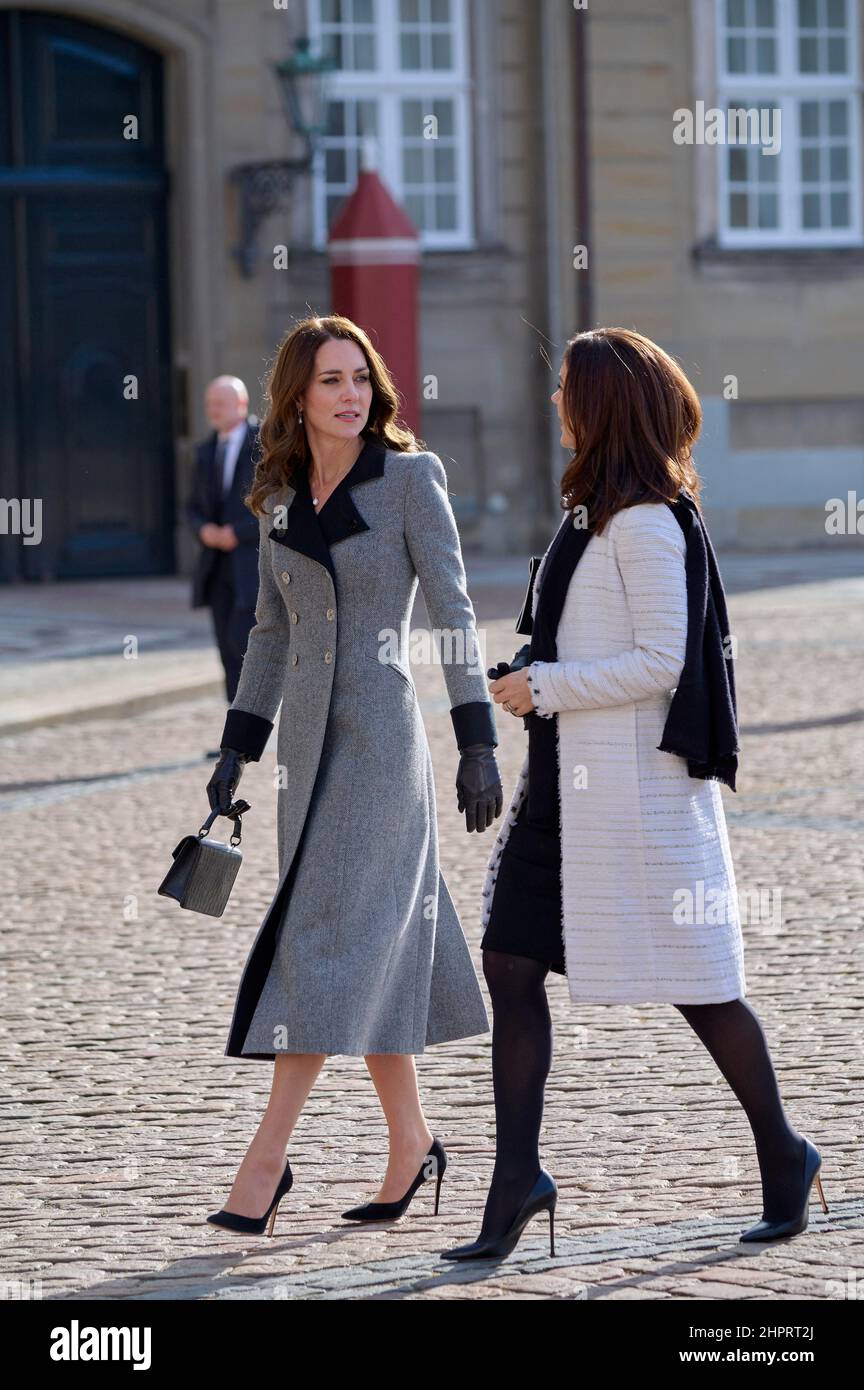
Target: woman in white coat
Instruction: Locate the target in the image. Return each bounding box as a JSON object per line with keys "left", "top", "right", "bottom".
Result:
{"left": 441, "top": 327, "right": 828, "bottom": 1261}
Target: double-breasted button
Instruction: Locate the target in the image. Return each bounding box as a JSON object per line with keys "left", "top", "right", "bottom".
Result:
{"left": 290, "top": 611, "right": 299, "bottom": 624}
{"left": 324, "top": 650, "right": 333, "bottom": 663}
{"left": 326, "top": 608, "right": 335, "bottom": 621}
{"left": 281, "top": 571, "right": 291, "bottom": 583}
{"left": 291, "top": 652, "right": 299, "bottom": 666}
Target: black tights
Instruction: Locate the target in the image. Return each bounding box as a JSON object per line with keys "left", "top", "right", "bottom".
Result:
{"left": 479, "top": 948, "right": 806, "bottom": 1237}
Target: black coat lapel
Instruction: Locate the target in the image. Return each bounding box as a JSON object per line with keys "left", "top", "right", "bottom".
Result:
{"left": 269, "top": 435, "right": 387, "bottom": 584}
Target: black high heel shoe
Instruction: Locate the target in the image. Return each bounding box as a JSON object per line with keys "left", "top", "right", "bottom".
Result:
{"left": 206, "top": 1156, "right": 293, "bottom": 1237}
{"left": 440, "top": 1168, "right": 557, "bottom": 1261}
{"left": 341, "top": 1137, "right": 447, "bottom": 1221}
{"left": 739, "top": 1136, "right": 828, "bottom": 1243}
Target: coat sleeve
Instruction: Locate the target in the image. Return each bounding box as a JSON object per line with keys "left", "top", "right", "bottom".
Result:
{"left": 230, "top": 509, "right": 259, "bottom": 546}
{"left": 184, "top": 444, "right": 212, "bottom": 538}
{"left": 526, "top": 504, "right": 688, "bottom": 718}
{"left": 229, "top": 427, "right": 262, "bottom": 545}
{"left": 403, "top": 453, "right": 498, "bottom": 749}
{"left": 219, "top": 509, "right": 290, "bottom": 759}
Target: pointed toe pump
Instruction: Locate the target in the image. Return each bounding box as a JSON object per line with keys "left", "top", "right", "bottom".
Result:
{"left": 739, "top": 1137, "right": 828, "bottom": 1243}
{"left": 341, "top": 1137, "right": 447, "bottom": 1222}
{"left": 206, "top": 1156, "right": 293, "bottom": 1237}
{"left": 440, "top": 1168, "right": 558, "bottom": 1261}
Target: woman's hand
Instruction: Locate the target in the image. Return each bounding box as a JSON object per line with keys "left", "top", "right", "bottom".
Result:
{"left": 456, "top": 744, "right": 503, "bottom": 833}
{"left": 486, "top": 643, "right": 531, "bottom": 683}
{"left": 207, "top": 748, "right": 249, "bottom": 815}
{"left": 489, "top": 667, "right": 535, "bottom": 718}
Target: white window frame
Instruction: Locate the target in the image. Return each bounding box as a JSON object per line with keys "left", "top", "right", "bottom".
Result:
{"left": 308, "top": 0, "right": 475, "bottom": 250}
{"left": 715, "top": 0, "right": 863, "bottom": 247}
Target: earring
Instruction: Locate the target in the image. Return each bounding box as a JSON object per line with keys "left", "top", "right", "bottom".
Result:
{"left": 298, "top": 408, "right": 303, "bottom": 425}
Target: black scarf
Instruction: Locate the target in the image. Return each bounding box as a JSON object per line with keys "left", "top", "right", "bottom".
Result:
{"left": 521, "top": 493, "right": 739, "bottom": 825}
{"left": 657, "top": 492, "right": 739, "bottom": 791}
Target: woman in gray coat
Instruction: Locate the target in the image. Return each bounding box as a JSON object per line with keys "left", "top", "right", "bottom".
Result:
{"left": 204, "top": 314, "right": 502, "bottom": 1235}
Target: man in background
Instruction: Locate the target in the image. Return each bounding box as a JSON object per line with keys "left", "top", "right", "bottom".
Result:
{"left": 185, "top": 376, "right": 260, "bottom": 755}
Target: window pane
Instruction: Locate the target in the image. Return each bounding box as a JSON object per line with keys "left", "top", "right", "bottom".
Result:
{"left": 798, "top": 36, "right": 819, "bottom": 71}
{"left": 830, "top": 191, "right": 850, "bottom": 226}
{"left": 352, "top": 0, "right": 374, "bottom": 20}
{"left": 400, "top": 0, "right": 420, "bottom": 20}
{"left": 828, "top": 101, "right": 847, "bottom": 136}
{"left": 432, "top": 99, "right": 455, "bottom": 136}
{"left": 321, "top": 32, "right": 343, "bottom": 66}
{"left": 828, "top": 145, "right": 848, "bottom": 180}
{"left": 325, "top": 147, "right": 347, "bottom": 183}
{"left": 754, "top": 0, "right": 774, "bottom": 24}
{"left": 405, "top": 192, "right": 425, "bottom": 228}
{"left": 431, "top": 0, "right": 452, "bottom": 21}
{"left": 326, "top": 101, "right": 346, "bottom": 137}
{"left": 357, "top": 100, "right": 378, "bottom": 134}
{"left": 826, "top": 0, "right": 846, "bottom": 24}
{"left": 433, "top": 145, "right": 456, "bottom": 181}
{"left": 729, "top": 147, "right": 748, "bottom": 181}
{"left": 729, "top": 192, "right": 749, "bottom": 226}
{"left": 321, "top": 0, "right": 343, "bottom": 21}
{"left": 727, "top": 36, "right": 747, "bottom": 72}
{"left": 827, "top": 37, "right": 847, "bottom": 72}
{"left": 801, "top": 191, "right": 821, "bottom": 227}
{"left": 435, "top": 192, "right": 457, "bottom": 229}
{"left": 755, "top": 37, "right": 776, "bottom": 72}
{"left": 402, "top": 100, "right": 425, "bottom": 136}
{"left": 797, "top": 0, "right": 818, "bottom": 26}
{"left": 727, "top": 0, "right": 746, "bottom": 24}
{"left": 800, "top": 146, "right": 820, "bottom": 182}
{"left": 799, "top": 101, "right": 819, "bottom": 136}
{"left": 757, "top": 191, "right": 778, "bottom": 227}
{"left": 400, "top": 32, "right": 421, "bottom": 68}
{"left": 353, "top": 33, "right": 376, "bottom": 69}
{"left": 760, "top": 150, "right": 779, "bottom": 181}
{"left": 327, "top": 193, "right": 346, "bottom": 226}
{"left": 431, "top": 33, "right": 453, "bottom": 69}
{"left": 402, "top": 147, "right": 425, "bottom": 182}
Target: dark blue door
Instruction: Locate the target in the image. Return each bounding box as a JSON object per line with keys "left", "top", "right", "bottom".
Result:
{"left": 0, "top": 9, "right": 174, "bottom": 581}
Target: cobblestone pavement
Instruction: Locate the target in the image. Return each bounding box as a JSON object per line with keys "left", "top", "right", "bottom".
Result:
{"left": 1, "top": 564, "right": 863, "bottom": 1301}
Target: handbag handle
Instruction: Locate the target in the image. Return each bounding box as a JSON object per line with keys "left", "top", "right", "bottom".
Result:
{"left": 198, "top": 799, "right": 251, "bottom": 847}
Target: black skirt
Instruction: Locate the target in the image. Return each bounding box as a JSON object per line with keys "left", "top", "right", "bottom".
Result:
{"left": 481, "top": 784, "right": 566, "bottom": 975}
{"left": 483, "top": 510, "right": 585, "bottom": 976}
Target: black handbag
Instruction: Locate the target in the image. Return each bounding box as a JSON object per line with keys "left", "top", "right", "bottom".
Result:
{"left": 157, "top": 800, "right": 251, "bottom": 917}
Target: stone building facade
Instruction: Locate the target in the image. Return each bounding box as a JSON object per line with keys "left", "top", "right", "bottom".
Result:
{"left": 1, "top": 0, "right": 860, "bottom": 585}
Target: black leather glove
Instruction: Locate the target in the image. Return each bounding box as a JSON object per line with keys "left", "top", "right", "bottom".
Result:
{"left": 207, "top": 747, "right": 249, "bottom": 815}
{"left": 486, "top": 642, "right": 531, "bottom": 680}
{"left": 456, "top": 743, "right": 503, "bottom": 833}
{"left": 487, "top": 644, "right": 533, "bottom": 732}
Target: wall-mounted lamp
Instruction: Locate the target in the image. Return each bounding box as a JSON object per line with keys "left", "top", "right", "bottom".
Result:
{"left": 229, "top": 37, "right": 336, "bottom": 277}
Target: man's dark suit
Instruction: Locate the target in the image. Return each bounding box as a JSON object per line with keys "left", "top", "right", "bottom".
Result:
{"left": 185, "top": 417, "right": 261, "bottom": 703}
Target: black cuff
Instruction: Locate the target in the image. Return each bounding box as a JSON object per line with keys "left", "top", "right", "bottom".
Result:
{"left": 221, "top": 709, "right": 274, "bottom": 762}
{"left": 450, "top": 700, "right": 498, "bottom": 751}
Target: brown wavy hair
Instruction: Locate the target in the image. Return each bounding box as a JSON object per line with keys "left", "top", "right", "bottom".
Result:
{"left": 557, "top": 327, "right": 703, "bottom": 534}
{"left": 246, "top": 314, "right": 424, "bottom": 517}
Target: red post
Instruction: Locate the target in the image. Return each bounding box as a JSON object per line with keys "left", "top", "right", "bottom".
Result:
{"left": 328, "top": 168, "right": 421, "bottom": 436}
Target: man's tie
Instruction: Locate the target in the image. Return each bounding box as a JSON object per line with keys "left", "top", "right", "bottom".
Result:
{"left": 215, "top": 435, "right": 230, "bottom": 496}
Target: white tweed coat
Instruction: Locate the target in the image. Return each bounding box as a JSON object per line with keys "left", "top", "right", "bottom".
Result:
{"left": 481, "top": 501, "right": 747, "bottom": 1005}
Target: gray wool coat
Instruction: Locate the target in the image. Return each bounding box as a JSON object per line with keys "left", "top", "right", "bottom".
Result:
{"left": 218, "top": 435, "right": 497, "bottom": 1059}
